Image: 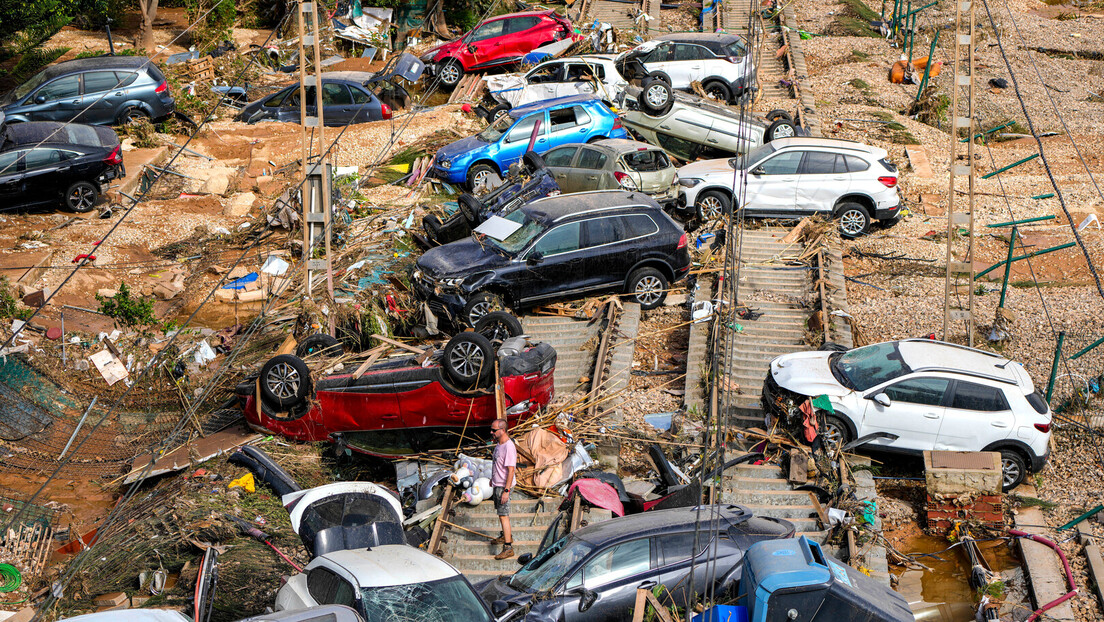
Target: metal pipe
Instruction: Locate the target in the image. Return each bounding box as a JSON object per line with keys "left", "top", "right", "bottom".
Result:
{"left": 998, "top": 227, "right": 1016, "bottom": 308}
{"left": 525, "top": 119, "right": 543, "bottom": 153}
{"left": 1046, "top": 331, "right": 1065, "bottom": 403}
{"left": 981, "top": 153, "right": 1039, "bottom": 179}
{"left": 915, "top": 30, "right": 940, "bottom": 99}
{"left": 1032, "top": 192, "right": 1055, "bottom": 200}
{"left": 1070, "top": 334, "right": 1104, "bottom": 361}
{"left": 975, "top": 242, "right": 1076, "bottom": 279}
{"left": 59, "top": 396, "right": 97, "bottom": 461}
{"left": 961, "top": 120, "right": 1015, "bottom": 142}
{"left": 986, "top": 214, "right": 1055, "bottom": 228}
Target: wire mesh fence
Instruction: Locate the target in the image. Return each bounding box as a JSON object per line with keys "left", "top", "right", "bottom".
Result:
{"left": 1046, "top": 329, "right": 1104, "bottom": 428}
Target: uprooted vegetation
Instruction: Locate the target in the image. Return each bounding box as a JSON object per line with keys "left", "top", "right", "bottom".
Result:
{"left": 828, "top": 0, "right": 884, "bottom": 37}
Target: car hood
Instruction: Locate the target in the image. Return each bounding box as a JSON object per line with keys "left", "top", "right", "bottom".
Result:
{"left": 476, "top": 575, "right": 533, "bottom": 611}
{"left": 422, "top": 38, "right": 465, "bottom": 60}
{"left": 771, "top": 351, "right": 850, "bottom": 397}
{"left": 678, "top": 158, "right": 737, "bottom": 180}
{"left": 417, "top": 237, "right": 511, "bottom": 278}
{"left": 438, "top": 135, "right": 489, "bottom": 163}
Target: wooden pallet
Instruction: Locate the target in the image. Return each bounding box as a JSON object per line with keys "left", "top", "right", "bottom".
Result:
{"left": 447, "top": 73, "right": 486, "bottom": 104}
{"left": 186, "top": 57, "right": 214, "bottom": 81}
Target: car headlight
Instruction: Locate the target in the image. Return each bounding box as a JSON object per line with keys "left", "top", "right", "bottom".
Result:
{"left": 679, "top": 178, "right": 703, "bottom": 188}
{"left": 413, "top": 270, "right": 423, "bottom": 280}
{"left": 439, "top": 159, "right": 452, "bottom": 169}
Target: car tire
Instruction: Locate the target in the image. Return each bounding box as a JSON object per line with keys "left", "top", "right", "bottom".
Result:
{"left": 65, "top": 181, "right": 99, "bottom": 213}
{"left": 818, "top": 342, "right": 849, "bottom": 352}
{"left": 766, "top": 109, "right": 793, "bottom": 123}
{"left": 458, "top": 193, "right": 483, "bottom": 225}
{"left": 696, "top": 190, "right": 731, "bottom": 221}
{"left": 463, "top": 292, "right": 507, "bottom": 327}
{"left": 467, "top": 163, "right": 497, "bottom": 193}
{"left": 522, "top": 150, "right": 545, "bottom": 174}
{"left": 119, "top": 106, "right": 149, "bottom": 125}
{"left": 765, "top": 119, "right": 798, "bottom": 142}
{"left": 474, "top": 311, "right": 524, "bottom": 343}
{"left": 443, "top": 332, "right": 495, "bottom": 388}
{"left": 627, "top": 267, "right": 668, "bottom": 310}
{"left": 639, "top": 78, "right": 673, "bottom": 116}
{"left": 489, "top": 103, "right": 510, "bottom": 122}
{"left": 648, "top": 71, "right": 671, "bottom": 85}
{"left": 823, "top": 415, "right": 852, "bottom": 450}
{"left": 259, "top": 354, "right": 312, "bottom": 410}
{"left": 704, "top": 80, "right": 732, "bottom": 102}
{"left": 1000, "top": 449, "right": 1027, "bottom": 491}
{"left": 836, "top": 202, "right": 871, "bottom": 238}
{"left": 438, "top": 59, "right": 464, "bottom": 89}
{"left": 295, "top": 333, "right": 343, "bottom": 358}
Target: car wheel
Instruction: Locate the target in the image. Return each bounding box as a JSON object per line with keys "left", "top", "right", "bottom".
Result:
{"left": 439, "top": 59, "right": 464, "bottom": 89}
{"left": 119, "top": 106, "right": 149, "bottom": 125}
{"left": 704, "top": 81, "right": 732, "bottom": 102}
{"left": 489, "top": 103, "right": 510, "bottom": 122}
{"left": 475, "top": 311, "right": 524, "bottom": 343}
{"left": 818, "top": 342, "right": 849, "bottom": 352}
{"left": 467, "top": 163, "right": 497, "bottom": 193}
{"left": 696, "top": 190, "right": 731, "bottom": 221}
{"left": 443, "top": 332, "right": 494, "bottom": 388}
{"left": 259, "top": 354, "right": 312, "bottom": 410}
{"left": 65, "top": 181, "right": 99, "bottom": 213}
{"left": 458, "top": 193, "right": 483, "bottom": 225}
{"left": 295, "top": 333, "right": 343, "bottom": 358}
{"left": 766, "top": 109, "right": 793, "bottom": 123}
{"left": 1000, "top": 450, "right": 1027, "bottom": 491}
{"left": 463, "top": 292, "right": 506, "bottom": 327}
{"left": 522, "top": 150, "right": 545, "bottom": 174}
{"left": 836, "top": 202, "right": 871, "bottom": 238}
{"left": 627, "top": 267, "right": 668, "bottom": 310}
{"left": 765, "top": 119, "right": 797, "bottom": 142}
{"left": 823, "top": 415, "right": 852, "bottom": 451}
{"left": 648, "top": 71, "right": 671, "bottom": 85}
{"left": 639, "top": 78, "right": 673, "bottom": 116}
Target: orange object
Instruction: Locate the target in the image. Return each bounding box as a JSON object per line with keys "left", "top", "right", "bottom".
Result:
{"left": 889, "top": 60, "right": 908, "bottom": 83}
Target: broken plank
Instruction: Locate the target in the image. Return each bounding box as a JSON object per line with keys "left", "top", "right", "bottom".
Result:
{"left": 808, "top": 491, "right": 830, "bottom": 527}
{"left": 352, "top": 345, "right": 390, "bottom": 379}
{"left": 788, "top": 452, "right": 808, "bottom": 484}
{"left": 371, "top": 333, "right": 426, "bottom": 354}
{"left": 427, "top": 486, "right": 455, "bottom": 556}
{"left": 905, "top": 146, "right": 934, "bottom": 178}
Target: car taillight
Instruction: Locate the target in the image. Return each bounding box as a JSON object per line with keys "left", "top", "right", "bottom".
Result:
{"left": 155, "top": 80, "right": 169, "bottom": 95}
{"left": 612, "top": 117, "right": 622, "bottom": 130}
{"left": 381, "top": 102, "right": 392, "bottom": 120}
{"left": 878, "top": 176, "right": 897, "bottom": 188}
{"left": 103, "top": 145, "right": 122, "bottom": 165}
{"left": 677, "top": 233, "right": 687, "bottom": 249}
{"left": 1034, "top": 423, "right": 1051, "bottom": 433}
{"left": 613, "top": 171, "right": 637, "bottom": 190}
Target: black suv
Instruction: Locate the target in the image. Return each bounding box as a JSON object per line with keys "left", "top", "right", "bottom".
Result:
{"left": 413, "top": 190, "right": 691, "bottom": 326}
{"left": 0, "top": 56, "right": 175, "bottom": 125}
{"left": 0, "top": 122, "right": 123, "bottom": 212}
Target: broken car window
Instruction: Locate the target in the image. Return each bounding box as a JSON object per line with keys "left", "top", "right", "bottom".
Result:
{"left": 508, "top": 536, "right": 595, "bottom": 593}
{"left": 478, "top": 112, "right": 517, "bottom": 142}
{"left": 485, "top": 209, "right": 544, "bottom": 254}
{"left": 527, "top": 63, "right": 564, "bottom": 84}
{"left": 831, "top": 342, "right": 911, "bottom": 391}
{"left": 623, "top": 149, "right": 670, "bottom": 172}
{"left": 544, "top": 146, "right": 578, "bottom": 167}
{"left": 732, "top": 143, "right": 777, "bottom": 170}
{"left": 360, "top": 576, "right": 490, "bottom": 622}
{"left": 581, "top": 538, "right": 651, "bottom": 589}
{"left": 9, "top": 70, "right": 50, "bottom": 103}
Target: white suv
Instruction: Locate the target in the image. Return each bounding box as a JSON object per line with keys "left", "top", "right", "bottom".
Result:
{"left": 677, "top": 137, "right": 901, "bottom": 237}
{"left": 616, "top": 33, "right": 752, "bottom": 102}
{"left": 481, "top": 55, "right": 627, "bottom": 120}
{"left": 763, "top": 339, "right": 1053, "bottom": 490}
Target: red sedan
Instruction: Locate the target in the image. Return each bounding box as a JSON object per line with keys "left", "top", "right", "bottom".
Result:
{"left": 238, "top": 332, "right": 555, "bottom": 457}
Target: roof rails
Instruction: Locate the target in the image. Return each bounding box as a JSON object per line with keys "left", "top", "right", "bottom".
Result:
{"left": 900, "top": 338, "right": 1006, "bottom": 359}
{"left": 908, "top": 367, "right": 1019, "bottom": 386}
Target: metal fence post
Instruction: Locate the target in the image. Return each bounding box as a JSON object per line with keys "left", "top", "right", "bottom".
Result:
{"left": 1046, "top": 331, "right": 1065, "bottom": 404}
{"left": 999, "top": 227, "right": 1017, "bottom": 308}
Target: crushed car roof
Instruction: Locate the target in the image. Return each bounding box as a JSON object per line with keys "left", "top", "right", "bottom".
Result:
{"left": 2, "top": 122, "right": 117, "bottom": 151}
{"left": 524, "top": 190, "right": 660, "bottom": 222}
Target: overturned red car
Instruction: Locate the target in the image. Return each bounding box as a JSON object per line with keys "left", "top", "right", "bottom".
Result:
{"left": 236, "top": 330, "right": 555, "bottom": 457}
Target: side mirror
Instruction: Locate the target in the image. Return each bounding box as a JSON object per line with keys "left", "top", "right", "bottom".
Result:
{"left": 491, "top": 600, "right": 509, "bottom": 617}
{"left": 872, "top": 393, "right": 891, "bottom": 407}
{"left": 506, "top": 400, "right": 531, "bottom": 416}
{"left": 577, "top": 588, "right": 598, "bottom": 612}
{"left": 467, "top": 44, "right": 477, "bottom": 54}
{"left": 34, "top": 94, "right": 48, "bottom": 105}
{"left": 751, "top": 166, "right": 765, "bottom": 176}
{"left": 516, "top": 552, "right": 533, "bottom": 565}
{"left": 527, "top": 251, "right": 543, "bottom": 265}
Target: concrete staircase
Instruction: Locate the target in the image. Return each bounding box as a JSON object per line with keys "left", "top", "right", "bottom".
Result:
{"left": 440, "top": 495, "right": 563, "bottom": 584}
{"left": 522, "top": 315, "right": 602, "bottom": 398}
{"left": 721, "top": 463, "right": 826, "bottom": 542}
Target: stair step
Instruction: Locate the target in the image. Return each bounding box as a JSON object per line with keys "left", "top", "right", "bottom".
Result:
{"left": 730, "top": 504, "right": 820, "bottom": 519}
{"left": 726, "top": 476, "right": 796, "bottom": 491}
{"left": 726, "top": 489, "right": 817, "bottom": 506}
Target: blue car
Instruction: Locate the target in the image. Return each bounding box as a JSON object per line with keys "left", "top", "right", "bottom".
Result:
{"left": 433, "top": 94, "right": 628, "bottom": 191}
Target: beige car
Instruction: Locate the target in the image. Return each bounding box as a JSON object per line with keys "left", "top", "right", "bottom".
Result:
{"left": 541, "top": 138, "right": 679, "bottom": 207}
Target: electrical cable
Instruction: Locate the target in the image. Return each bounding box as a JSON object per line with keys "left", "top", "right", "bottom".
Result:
{"left": 0, "top": 564, "right": 21, "bottom": 593}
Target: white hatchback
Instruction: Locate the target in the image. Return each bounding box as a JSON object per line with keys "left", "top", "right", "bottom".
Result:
{"left": 482, "top": 55, "right": 627, "bottom": 119}
{"left": 677, "top": 137, "right": 901, "bottom": 237}
{"left": 763, "top": 339, "right": 1053, "bottom": 490}
{"left": 616, "top": 32, "right": 753, "bottom": 102}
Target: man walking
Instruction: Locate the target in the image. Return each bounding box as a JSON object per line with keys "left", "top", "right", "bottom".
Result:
{"left": 490, "top": 418, "right": 517, "bottom": 560}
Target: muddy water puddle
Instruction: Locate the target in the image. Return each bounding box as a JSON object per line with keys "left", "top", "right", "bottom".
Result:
{"left": 895, "top": 532, "right": 1028, "bottom": 621}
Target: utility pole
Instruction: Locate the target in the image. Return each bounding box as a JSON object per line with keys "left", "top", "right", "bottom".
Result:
{"left": 944, "top": 0, "right": 976, "bottom": 345}
{"left": 297, "top": 0, "right": 336, "bottom": 335}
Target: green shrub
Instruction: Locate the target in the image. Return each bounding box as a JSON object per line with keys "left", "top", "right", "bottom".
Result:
{"left": 0, "top": 277, "right": 32, "bottom": 321}
{"left": 97, "top": 283, "right": 158, "bottom": 328}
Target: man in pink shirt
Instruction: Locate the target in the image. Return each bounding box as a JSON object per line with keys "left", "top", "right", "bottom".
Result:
{"left": 490, "top": 418, "right": 517, "bottom": 560}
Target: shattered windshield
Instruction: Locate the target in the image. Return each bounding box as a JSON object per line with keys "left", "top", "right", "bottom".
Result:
{"left": 831, "top": 342, "right": 911, "bottom": 391}
{"left": 478, "top": 113, "right": 515, "bottom": 142}
{"left": 360, "top": 575, "right": 491, "bottom": 622}
{"left": 731, "top": 143, "right": 776, "bottom": 170}
{"left": 482, "top": 208, "right": 544, "bottom": 255}
{"left": 508, "top": 535, "right": 594, "bottom": 593}
{"left": 7, "top": 70, "right": 50, "bottom": 104}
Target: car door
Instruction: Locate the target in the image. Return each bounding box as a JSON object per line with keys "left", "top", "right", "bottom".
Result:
{"left": 320, "top": 82, "right": 356, "bottom": 126}
{"left": 27, "top": 75, "right": 83, "bottom": 122}
{"left": 577, "top": 215, "right": 629, "bottom": 291}
{"left": 741, "top": 150, "right": 802, "bottom": 215}
{"left": 796, "top": 151, "right": 850, "bottom": 214}
{"left": 81, "top": 70, "right": 126, "bottom": 124}
{"left": 562, "top": 62, "right": 601, "bottom": 98}
{"left": 524, "top": 62, "right": 565, "bottom": 102}
{"left": 504, "top": 16, "right": 541, "bottom": 58}
{"left": 500, "top": 111, "right": 547, "bottom": 168}
{"left": 935, "top": 380, "right": 1016, "bottom": 451}
{"left": 641, "top": 42, "right": 676, "bottom": 82}
{"left": 315, "top": 382, "right": 406, "bottom": 454}
{"left": 656, "top": 530, "right": 714, "bottom": 607}
{"left": 563, "top": 537, "right": 656, "bottom": 622}
{"left": 517, "top": 221, "right": 585, "bottom": 304}
{"left": 543, "top": 145, "right": 580, "bottom": 192}
{"left": 547, "top": 105, "right": 592, "bottom": 149}
{"left": 861, "top": 377, "right": 951, "bottom": 451}
{"left": 670, "top": 44, "right": 707, "bottom": 87}
{"left": 305, "top": 566, "right": 359, "bottom": 611}
{"left": 0, "top": 151, "right": 26, "bottom": 208}
{"left": 571, "top": 146, "right": 609, "bottom": 192}
{"left": 468, "top": 18, "right": 509, "bottom": 67}
{"left": 348, "top": 84, "right": 378, "bottom": 122}
{"left": 21, "top": 148, "right": 69, "bottom": 208}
